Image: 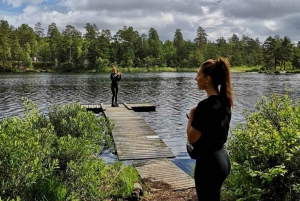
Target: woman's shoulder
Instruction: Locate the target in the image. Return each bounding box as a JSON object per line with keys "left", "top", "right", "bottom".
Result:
{"left": 197, "top": 97, "right": 212, "bottom": 109}
{"left": 197, "top": 95, "right": 226, "bottom": 110}
{"left": 198, "top": 95, "right": 217, "bottom": 105}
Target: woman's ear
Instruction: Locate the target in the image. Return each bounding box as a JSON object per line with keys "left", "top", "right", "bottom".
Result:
{"left": 206, "top": 76, "right": 211, "bottom": 84}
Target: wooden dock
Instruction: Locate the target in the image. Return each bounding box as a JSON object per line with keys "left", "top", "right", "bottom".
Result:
{"left": 103, "top": 104, "right": 174, "bottom": 160}
{"left": 82, "top": 103, "right": 155, "bottom": 113}
{"left": 82, "top": 103, "right": 195, "bottom": 191}
{"left": 135, "top": 159, "right": 195, "bottom": 190}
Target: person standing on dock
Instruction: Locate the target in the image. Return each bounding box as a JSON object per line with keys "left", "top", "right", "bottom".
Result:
{"left": 110, "top": 66, "right": 121, "bottom": 107}
{"left": 186, "top": 58, "right": 233, "bottom": 201}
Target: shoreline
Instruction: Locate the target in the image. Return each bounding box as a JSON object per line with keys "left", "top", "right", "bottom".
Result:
{"left": 0, "top": 66, "right": 299, "bottom": 74}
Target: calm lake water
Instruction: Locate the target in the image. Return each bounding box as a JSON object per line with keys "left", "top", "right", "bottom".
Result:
{"left": 1, "top": 72, "right": 300, "bottom": 173}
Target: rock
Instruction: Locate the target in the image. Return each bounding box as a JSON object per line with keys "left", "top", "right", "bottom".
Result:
{"left": 131, "top": 183, "right": 143, "bottom": 200}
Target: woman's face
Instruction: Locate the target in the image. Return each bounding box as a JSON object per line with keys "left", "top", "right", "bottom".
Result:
{"left": 112, "top": 68, "right": 117, "bottom": 73}
{"left": 195, "top": 67, "right": 207, "bottom": 90}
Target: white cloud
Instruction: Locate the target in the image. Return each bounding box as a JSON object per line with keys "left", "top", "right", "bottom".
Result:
{"left": 1, "top": 0, "right": 300, "bottom": 43}
{"left": 3, "top": 0, "right": 45, "bottom": 8}
{"left": 263, "top": 20, "right": 278, "bottom": 32}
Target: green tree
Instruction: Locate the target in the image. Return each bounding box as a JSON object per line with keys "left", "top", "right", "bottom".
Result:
{"left": 38, "top": 39, "right": 51, "bottom": 66}
{"left": 162, "top": 40, "right": 176, "bottom": 67}
{"left": 47, "top": 22, "right": 61, "bottom": 65}
{"left": 205, "top": 41, "right": 219, "bottom": 60}
{"left": 34, "top": 22, "right": 45, "bottom": 39}
{"left": 173, "top": 29, "right": 185, "bottom": 67}
{"left": 280, "top": 36, "right": 293, "bottom": 70}
{"left": 17, "top": 24, "right": 37, "bottom": 58}
{"left": 84, "top": 23, "right": 100, "bottom": 68}
{"left": 135, "top": 33, "right": 150, "bottom": 66}
{"left": 263, "top": 36, "right": 277, "bottom": 70}
{"left": 228, "top": 34, "right": 243, "bottom": 66}
{"left": 34, "top": 22, "right": 45, "bottom": 62}
{"left": 148, "top": 28, "right": 163, "bottom": 66}
{"left": 242, "top": 36, "right": 263, "bottom": 67}
{"left": 194, "top": 26, "right": 208, "bottom": 55}
{"left": 216, "top": 37, "right": 228, "bottom": 58}
{"left": 0, "top": 20, "right": 12, "bottom": 67}
{"left": 291, "top": 42, "right": 300, "bottom": 69}
{"left": 10, "top": 31, "right": 23, "bottom": 69}
{"left": 188, "top": 49, "right": 203, "bottom": 67}
{"left": 98, "top": 29, "right": 111, "bottom": 62}
{"left": 114, "top": 26, "right": 137, "bottom": 67}
{"left": 62, "top": 25, "right": 82, "bottom": 64}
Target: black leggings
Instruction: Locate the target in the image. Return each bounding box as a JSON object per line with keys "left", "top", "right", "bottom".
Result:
{"left": 194, "top": 147, "right": 231, "bottom": 201}
{"left": 111, "top": 84, "right": 118, "bottom": 105}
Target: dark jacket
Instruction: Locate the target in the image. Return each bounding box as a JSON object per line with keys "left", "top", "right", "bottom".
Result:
{"left": 110, "top": 73, "right": 121, "bottom": 87}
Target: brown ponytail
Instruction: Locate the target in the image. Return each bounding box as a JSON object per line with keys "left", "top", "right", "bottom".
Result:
{"left": 200, "top": 57, "right": 233, "bottom": 108}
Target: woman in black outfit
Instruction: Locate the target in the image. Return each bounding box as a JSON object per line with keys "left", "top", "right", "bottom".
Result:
{"left": 186, "top": 58, "right": 233, "bottom": 201}
{"left": 110, "top": 66, "right": 121, "bottom": 107}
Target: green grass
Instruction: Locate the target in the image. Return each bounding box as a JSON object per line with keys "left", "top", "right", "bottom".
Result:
{"left": 104, "top": 66, "right": 262, "bottom": 73}
{"left": 3, "top": 65, "right": 299, "bottom": 74}
{"left": 230, "top": 66, "right": 261, "bottom": 72}
{"left": 102, "top": 66, "right": 198, "bottom": 73}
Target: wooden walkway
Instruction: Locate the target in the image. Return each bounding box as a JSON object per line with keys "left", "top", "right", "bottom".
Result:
{"left": 103, "top": 104, "right": 174, "bottom": 160}
{"left": 135, "top": 159, "right": 195, "bottom": 190}
{"left": 83, "top": 103, "right": 195, "bottom": 191}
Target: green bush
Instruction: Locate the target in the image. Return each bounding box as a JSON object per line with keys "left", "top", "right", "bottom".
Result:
{"left": 107, "top": 162, "right": 140, "bottom": 198}
{"left": 223, "top": 93, "right": 300, "bottom": 201}
{"left": 64, "top": 158, "right": 107, "bottom": 200}
{"left": 0, "top": 99, "right": 138, "bottom": 201}
{"left": 65, "top": 160, "right": 139, "bottom": 200}
{"left": 48, "top": 103, "right": 111, "bottom": 141}
{"left": 0, "top": 98, "right": 57, "bottom": 199}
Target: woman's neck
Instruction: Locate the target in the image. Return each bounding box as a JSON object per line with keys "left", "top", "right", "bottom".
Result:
{"left": 205, "top": 87, "right": 218, "bottom": 97}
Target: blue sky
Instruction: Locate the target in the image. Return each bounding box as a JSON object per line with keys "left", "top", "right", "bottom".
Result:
{"left": 1, "top": 0, "right": 300, "bottom": 44}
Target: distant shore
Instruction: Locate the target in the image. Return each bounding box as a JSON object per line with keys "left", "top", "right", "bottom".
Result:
{"left": 0, "top": 66, "right": 299, "bottom": 74}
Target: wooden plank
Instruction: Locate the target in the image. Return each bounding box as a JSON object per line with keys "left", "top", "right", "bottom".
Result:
{"left": 123, "top": 102, "right": 132, "bottom": 110}
{"left": 103, "top": 103, "right": 194, "bottom": 191}
{"left": 104, "top": 106, "right": 174, "bottom": 160}
{"left": 81, "top": 104, "right": 103, "bottom": 109}
{"left": 100, "top": 103, "right": 105, "bottom": 111}
{"left": 119, "top": 155, "right": 175, "bottom": 161}
{"left": 135, "top": 159, "right": 195, "bottom": 190}
{"left": 116, "top": 148, "right": 172, "bottom": 153}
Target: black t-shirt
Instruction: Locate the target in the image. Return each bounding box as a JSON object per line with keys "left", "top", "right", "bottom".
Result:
{"left": 111, "top": 73, "right": 121, "bottom": 86}
{"left": 191, "top": 95, "right": 231, "bottom": 151}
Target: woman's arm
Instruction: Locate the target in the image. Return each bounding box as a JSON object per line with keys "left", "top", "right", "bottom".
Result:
{"left": 117, "top": 73, "right": 121, "bottom": 81}
{"left": 111, "top": 73, "right": 119, "bottom": 81}
{"left": 186, "top": 107, "right": 202, "bottom": 144}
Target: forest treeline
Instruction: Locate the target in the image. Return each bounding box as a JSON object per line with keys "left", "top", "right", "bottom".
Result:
{"left": 0, "top": 20, "right": 300, "bottom": 72}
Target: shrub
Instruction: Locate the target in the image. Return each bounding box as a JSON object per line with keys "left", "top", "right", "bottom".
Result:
{"left": 0, "top": 98, "right": 58, "bottom": 199}
{"left": 65, "top": 160, "right": 139, "bottom": 200}
{"left": 223, "top": 93, "right": 300, "bottom": 201}
{"left": 64, "top": 158, "right": 107, "bottom": 200}
{"left": 0, "top": 99, "right": 139, "bottom": 201}
{"left": 48, "top": 103, "right": 113, "bottom": 171}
